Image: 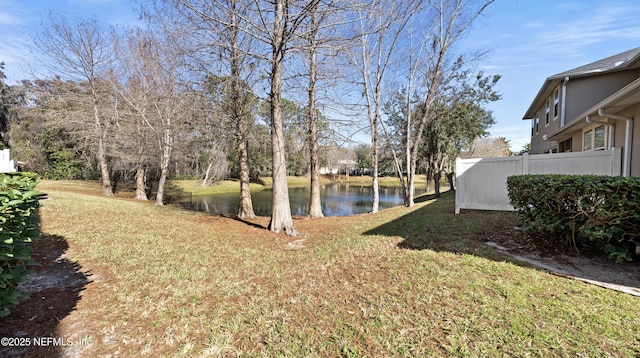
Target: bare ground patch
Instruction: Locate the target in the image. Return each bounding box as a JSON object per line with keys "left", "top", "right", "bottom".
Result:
{"left": 472, "top": 225, "right": 640, "bottom": 296}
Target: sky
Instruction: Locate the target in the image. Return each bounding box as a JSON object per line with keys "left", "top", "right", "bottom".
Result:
{"left": 2, "top": 1, "right": 640, "bottom": 152}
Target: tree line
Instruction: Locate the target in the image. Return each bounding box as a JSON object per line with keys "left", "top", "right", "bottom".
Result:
{"left": 0, "top": 0, "right": 501, "bottom": 236}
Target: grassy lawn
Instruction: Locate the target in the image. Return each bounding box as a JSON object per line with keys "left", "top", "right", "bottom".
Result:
{"left": 33, "top": 180, "right": 640, "bottom": 357}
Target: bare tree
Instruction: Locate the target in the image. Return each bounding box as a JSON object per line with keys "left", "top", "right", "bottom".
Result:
{"left": 147, "top": 0, "right": 259, "bottom": 218}
{"left": 33, "top": 14, "right": 116, "bottom": 196}
{"left": 110, "top": 28, "right": 155, "bottom": 201}
{"left": 291, "top": 0, "right": 350, "bottom": 218}
{"left": 265, "top": 0, "right": 305, "bottom": 235}
{"left": 110, "top": 29, "right": 195, "bottom": 205}
{"left": 346, "top": 0, "right": 419, "bottom": 213}
{"left": 228, "top": 0, "right": 257, "bottom": 218}
{"left": 464, "top": 137, "right": 511, "bottom": 159}
{"left": 404, "top": 0, "right": 494, "bottom": 205}
{"left": 306, "top": 1, "right": 324, "bottom": 218}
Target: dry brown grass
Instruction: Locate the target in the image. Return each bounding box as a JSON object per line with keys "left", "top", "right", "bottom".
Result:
{"left": 21, "top": 180, "right": 640, "bottom": 357}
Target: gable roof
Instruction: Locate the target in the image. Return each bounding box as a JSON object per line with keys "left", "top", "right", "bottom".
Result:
{"left": 523, "top": 47, "right": 640, "bottom": 119}
{"left": 550, "top": 47, "right": 640, "bottom": 79}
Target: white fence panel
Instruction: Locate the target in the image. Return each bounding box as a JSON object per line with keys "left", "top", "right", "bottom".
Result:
{"left": 455, "top": 148, "right": 622, "bottom": 214}
{"left": 0, "top": 149, "right": 16, "bottom": 173}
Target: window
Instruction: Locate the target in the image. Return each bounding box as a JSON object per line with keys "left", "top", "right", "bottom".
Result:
{"left": 531, "top": 118, "right": 534, "bottom": 136}
{"left": 594, "top": 125, "right": 605, "bottom": 150}
{"left": 560, "top": 138, "right": 572, "bottom": 152}
{"left": 583, "top": 130, "right": 592, "bottom": 151}
{"left": 545, "top": 99, "right": 550, "bottom": 126}
{"left": 583, "top": 125, "right": 607, "bottom": 151}
{"left": 535, "top": 112, "right": 540, "bottom": 134}
{"left": 553, "top": 88, "right": 559, "bottom": 119}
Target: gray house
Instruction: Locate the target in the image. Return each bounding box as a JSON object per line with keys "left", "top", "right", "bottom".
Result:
{"left": 523, "top": 47, "right": 640, "bottom": 176}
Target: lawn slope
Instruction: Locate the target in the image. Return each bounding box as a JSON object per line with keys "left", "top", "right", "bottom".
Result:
{"left": 32, "top": 180, "right": 640, "bottom": 357}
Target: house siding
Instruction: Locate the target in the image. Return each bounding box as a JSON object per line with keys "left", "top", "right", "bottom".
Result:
{"left": 546, "top": 102, "right": 640, "bottom": 176}
{"left": 530, "top": 70, "right": 640, "bottom": 156}
{"left": 564, "top": 70, "right": 639, "bottom": 124}
{"left": 529, "top": 85, "right": 562, "bottom": 154}
{"left": 630, "top": 105, "right": 640, "bottom": 176}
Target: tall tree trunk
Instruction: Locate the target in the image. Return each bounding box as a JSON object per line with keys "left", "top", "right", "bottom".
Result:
{"left": 307, "top": 3, "right": 323, "bottom": 219}
{"left": 370, "top": 78, "right": 384, "bottom": 213}
{"left": 155, "top": 128, "right": 173, "bottom": 206}
{"left": 135, "top": 164, "right": 148, "bottom": 200}
{"left": 202, "top": 162, "right": 213, "bottom": 186}
{"left": 434, "top": 172, "right": 441, "bottom": 197}
{"left": 267, "top": 0, "right": 296, "bottom": 236}
{"left": 237, "top": 134, "right": 255, "bottom": 218}
{"left": 408, "top": 86, "right": 439, "bottom": 208}
{"left": 380, "top": 118, "right": 406, "bottom": 206}
{"left": 231, "top": 0, "right": 256, "bottom": 219}
{"left": 93, "top": 88, "right": 113, "bottom": 197}
{"left": 405, "top": 80, "right": 414, "bottom": 207}
{"left": 96, "top": 135, "right": 113, "bottom": 197}
{"left": 135, "top": 123, "right": 148, "bottom": 200}
{"left": 308, "top": 126, "right": 323, "bottom": 217}
{"left": 371, "top": 122, "right": 379, "bottom": 214}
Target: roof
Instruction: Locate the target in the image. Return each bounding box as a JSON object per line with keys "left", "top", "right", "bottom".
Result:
{"left": 523, "top": 47, "right": 640, "bottom": 119}
{"left": 551, "top": 47, "right": 640, "bottom": 79}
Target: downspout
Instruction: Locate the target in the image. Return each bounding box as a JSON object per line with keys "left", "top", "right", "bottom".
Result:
{"left": 560, "top": 76, "right": 569, "bottom": 127}
{"left": 598, "top": 109, "right": 633, "bottom": 176}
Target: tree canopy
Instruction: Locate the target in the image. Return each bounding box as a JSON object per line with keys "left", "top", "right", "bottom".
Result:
{"left": 2, "top": 0, "right": 501, "bottom": 227}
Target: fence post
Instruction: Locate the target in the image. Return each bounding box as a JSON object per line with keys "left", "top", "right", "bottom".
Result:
{"left": 612, "top": 147, "right": 622, "bottom": 175}
{"left": 522, "top": 153, "right": 529, "bottom": 174}
{"left": 455, "top": 157, "right": 461, "bottom": 214}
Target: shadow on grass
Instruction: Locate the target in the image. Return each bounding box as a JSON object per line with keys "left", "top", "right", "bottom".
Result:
{"left": 365, "top": 190, "right": 519, "bottom": 261}
{"left": 251, "top": 177, "right": 268, "bottom": 186}
{"left": 365, "top": 190, "right": 640, "bottom": 294}
{"left": 0, "top": 234, "right": 92, "bottom": 358}
{"left": 413, "top": 191, "right": 445, "bottom": 203}
{"left": 232, "top": 216, "right": 268, "bottom": 230}
{"left": 157, "top": 181, "right": 190, "bottom": 204}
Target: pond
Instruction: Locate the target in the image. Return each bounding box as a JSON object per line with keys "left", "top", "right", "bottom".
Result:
{"left": 177, "top": 183, "right": 429, "bottom": 217}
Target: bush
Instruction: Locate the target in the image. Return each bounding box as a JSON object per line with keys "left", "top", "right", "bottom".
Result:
{"left": 507, "top": 174, "right": 640, "bottom": 262}
{"left": 0, "top": 172, "right": 43, "bottom": 317}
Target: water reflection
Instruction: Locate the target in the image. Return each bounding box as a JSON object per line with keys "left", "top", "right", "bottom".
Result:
{"left": 178, "top": 183, "right": 428, "bottom": 217}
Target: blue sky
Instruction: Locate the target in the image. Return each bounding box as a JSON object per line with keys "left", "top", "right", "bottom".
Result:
{"left": 2, "top": 0, "right": 640, "bottom": 151}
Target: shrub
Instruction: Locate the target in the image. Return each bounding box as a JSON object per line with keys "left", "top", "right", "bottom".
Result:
{"left": 0, "top": 172, "right": 43, "bottom": 317}
{"left": 507, "top": 174, "right": 640, "bottom": 262}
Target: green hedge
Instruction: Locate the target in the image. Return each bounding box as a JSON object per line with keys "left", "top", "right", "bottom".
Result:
{"left": 507, "top": 174, "right": 640, "bottom": 262}
{"left": 0, "top": 172, "right": 43, "bottom": 317}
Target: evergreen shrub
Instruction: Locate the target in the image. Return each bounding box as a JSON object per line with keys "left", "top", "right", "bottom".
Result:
{"left": 0, "top": 172, "right": 43, "bottom": 317}
{"left": 507, "top": 174, "right": 639, "bottom": 262}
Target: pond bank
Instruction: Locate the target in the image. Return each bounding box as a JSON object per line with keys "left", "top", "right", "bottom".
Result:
{"left": 170, "top": 174, "right": 432, "bottom": 196}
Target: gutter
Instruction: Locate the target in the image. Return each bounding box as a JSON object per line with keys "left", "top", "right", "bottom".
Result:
{"left": 598, "top": 109, "right": 633, "bottom": 176}
{"left": 560, "top": 76, "right": 569, "bottom": 127}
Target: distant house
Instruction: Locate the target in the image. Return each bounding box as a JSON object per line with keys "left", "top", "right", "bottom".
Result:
{"left": 523, "top": 47, "right": 640, "bottom": 176}
{"left": 319, "top": 159, "right": 358, "bottom": 175}
{"left": 0, "top": 149, "right": 17, "bottom": 173}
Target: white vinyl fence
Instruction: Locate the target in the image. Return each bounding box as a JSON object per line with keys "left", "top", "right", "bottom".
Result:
{"left": 0, "top": 149, "right": 16, "bottom": 173}
{"left": 455, "top": 148, "right": 622, "bottom": 214}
